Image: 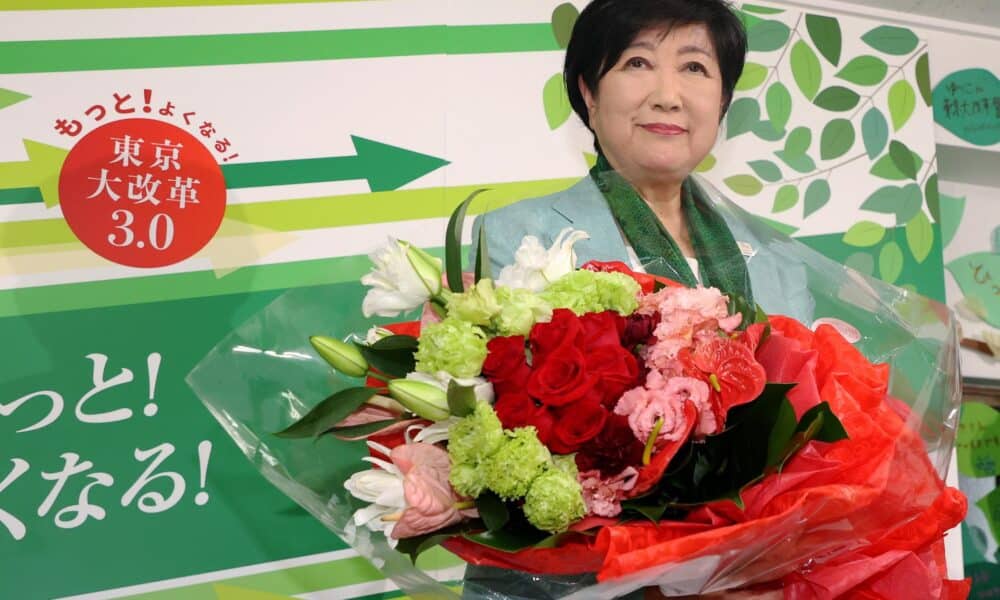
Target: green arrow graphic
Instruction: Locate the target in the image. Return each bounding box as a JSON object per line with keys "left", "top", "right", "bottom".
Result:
{"left": 0, "top": 88, "right": 30, "bottom": 110}
{"left": 221, "top": 136, "right": 448, "bottom": 192}
{"left": 0, "top": 140, "right": 68, "bottom": 208}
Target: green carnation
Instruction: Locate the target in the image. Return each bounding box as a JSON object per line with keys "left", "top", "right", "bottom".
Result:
{"left": 484, "top": 427, "right": 551, "bottom": 500}
{"left": 492, "top": 287, "right": 553, "bottom": 336}
{"left": 540, "top": 271, "right": 640, "bottom": 316}
{"left": 523, "top": 468, "right": 586, "bottom": 533}
{"left": 447, "top": 279, "right": 502, "bottom": 326}
{"left": 551, "top": 454, "right": 579, "bottom": 479}
{"left": 449, "top": 463, "right": 486, "bottom": 497}
{"left": 448, "top": 401, "right": 504, "bottom": 466}
{"left": 414, "top": 317, "right": 488, "bottom": 378}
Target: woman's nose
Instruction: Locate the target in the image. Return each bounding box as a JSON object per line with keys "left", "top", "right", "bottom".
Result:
{"left": 650, "top": 70, "right": 683, "bottom": 112}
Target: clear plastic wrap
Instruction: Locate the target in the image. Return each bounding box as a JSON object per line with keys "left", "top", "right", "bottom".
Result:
{"left": 186, "top": 172, "right": 964, "bottom": 598}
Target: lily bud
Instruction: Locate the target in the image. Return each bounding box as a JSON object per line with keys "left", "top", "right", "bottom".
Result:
{"left": 388, "top": 379, "right": 450, "bottom": 421}
{"left": 403, "top": 242, "right": 443, "bottom": 297}
{"left": 310, "top": 335, "right": 369, "bottom": 378}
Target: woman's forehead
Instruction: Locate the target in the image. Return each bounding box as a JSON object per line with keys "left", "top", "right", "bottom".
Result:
{"left": 630, "top": 23, "right": 717, "bottom": 57}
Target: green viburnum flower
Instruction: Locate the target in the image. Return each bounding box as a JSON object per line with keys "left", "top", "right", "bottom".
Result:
{"left": 551, "top": 454, "right": 579, "bottom": 479}
{"left": 414, "top": 317, "right": 488, "bottom": 378}
{"left": 449, "top": 463, "right": 486, "bottom": 498}
{"left": 484, "top": 427, "right": 551, "bottom": 500}
{"left": 492, "top": 287, "right": 553, "bottom": 336}
{"left": 523, "top": 467, "right": 586, "bottom": 533}
{"left": 446, "top": 279, "right": 502, "bottom": 326}
{"left": 448, "top": 402, "right": 504, "bottom": 466}
{"left": 540, "top": 271, "right": 640, "bottom": 316}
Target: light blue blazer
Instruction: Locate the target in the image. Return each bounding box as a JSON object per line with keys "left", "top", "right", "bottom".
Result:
{"left": 470, "top": 176, "right": 815, "bottom": 324}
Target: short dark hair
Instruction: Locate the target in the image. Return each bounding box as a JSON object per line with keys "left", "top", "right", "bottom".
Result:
{"left": 564, "top": 0, "right": 748, "bottom": 134}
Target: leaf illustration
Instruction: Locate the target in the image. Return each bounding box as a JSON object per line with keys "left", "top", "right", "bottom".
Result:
{"left": 888, "top": 80, "right": 916, "bottom": 131}
{"left": 940, "top": 194, "right": 965, "bottom": 249}
{"left": 696, "top": 153, "right": 716, "bottom": 173}
{"left": 791, "top": 41, "right": 822, "bottom": 100}
{"left": 724, "top": 174, "right": 764, "bottom": 196}
{"left": 946, "top": 252, "right": 1000, "bottom": 327}
{"left": 879, "top": 242, "right": 904, "bottom": 283}
{"left": 906, "top": 211, "right": 934, "bottom": 264}
{"left": 736, "top": 62, "right": 769, "bottom": 91}
{"left": 806, "top": 14, "right": 842, "bottom": 66}
{"left": 551, "top": 3, "right": 579, "bottom": 49}
{"left": 773, "top": 185, "right": 799, "bottom": 213}
{"left": 748, "top": 20, "right": 791, "bottom": 52}
{"left": 783, "top": 126, "right": 812, "bottom": 155}
{"left": 861, "top": 184, "right": 922, "bottom": 223}
{"left": 543, "top": 74, "right": 571, "bottom": 130}
{"left": 804, "top": 179, "right": 831, "bottom": 217}
{"left": 870, "top": 148, "right": 923, "bottom": 181}
{"left": 726, "top": 97, "right": 761, "bottom": 139}
{"left": 846, "top": 252, "right": 875, "bottom": 275}
{"left": 843, "top": 221, "right": 887, "bottom": 247}
{"left": 754, "top": 120, "right": 786, "bottom": 141}
{"left": 835, "top": 55, "right": 888, "bottom": 86}
{"left": 775, "top": 151, "right": 817, "bottom": 174}
{"left": 915, "top": 53, "right": 932, "bottom": 106}
{"left": 743, "top": 3, "right": 785, "bottom": 14}
{"left": 925, "top": 173, "right": 939, "bottom": 221}
{"left": 736, "top": 10, "right": 764, "bottom": 32}
{"left": 888, "top": 140, "right": 918, "bottom": 179}
{"left": 861, "top": 25, "right": 919, "bottom": 56}
{"left": 813, "top": 86, "right": 860, "bottom": 111}
{"left": 862, "top": 108, "right": 889, "bottom": 159}
{"left": 748, "top": 159, "right": 783, "bottom": 182}
{"left": 765, "top": 82, "right": 792, "bottom": 131}
{"left": 820, "top": 118, "right": 855, "bottom": 160}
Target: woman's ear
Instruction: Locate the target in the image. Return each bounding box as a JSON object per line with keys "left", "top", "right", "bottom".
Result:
{"left": 579, "top": 75, "right": 597, "bottom": 116}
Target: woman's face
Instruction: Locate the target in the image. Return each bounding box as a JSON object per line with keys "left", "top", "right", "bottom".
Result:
{"left": 581, "top": 23, "right": 724, "bottom": 186}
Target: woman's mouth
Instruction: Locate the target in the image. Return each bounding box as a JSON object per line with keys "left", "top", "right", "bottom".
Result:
{"left": 639, "top": 123, "right": 688, "bottom": 135}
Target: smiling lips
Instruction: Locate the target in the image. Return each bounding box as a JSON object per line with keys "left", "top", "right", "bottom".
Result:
{"left": 639, "top": 123, "right": 688, "bottom": 135}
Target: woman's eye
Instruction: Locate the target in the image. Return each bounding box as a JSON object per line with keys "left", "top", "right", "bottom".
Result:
{"left": 686, "top": 62, "right": 709, "bottom": 75}
{"left": 624, "top": 56, "right": 649, "bottom": 69}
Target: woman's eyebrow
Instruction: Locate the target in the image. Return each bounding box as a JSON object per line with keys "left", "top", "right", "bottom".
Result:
{"left": 626, "top": 40, "right": 658, "bottom": 51}
{"left": 677, "top": 44, "right": 713, "bottom": 57}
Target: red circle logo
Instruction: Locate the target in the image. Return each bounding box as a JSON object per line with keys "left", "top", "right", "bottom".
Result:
{"left": 59, "top": 118, "right": 226, "bottom": 268}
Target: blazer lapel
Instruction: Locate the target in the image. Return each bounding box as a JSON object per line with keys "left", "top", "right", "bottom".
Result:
{"left": 549, "top": 177, "right": 632, "bottom": 266}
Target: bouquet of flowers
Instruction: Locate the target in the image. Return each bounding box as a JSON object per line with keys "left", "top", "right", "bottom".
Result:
{"left": 188, "top": 191, "right": 969, "bottom": 598}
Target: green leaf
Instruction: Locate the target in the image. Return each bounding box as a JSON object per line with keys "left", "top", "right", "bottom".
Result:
{"left": 783, "top": 126, "right": 812, "bottom": 155}
{"left": 860, "top": 184, "right": 922, "bottom": 223}
{"left": 870, "top": 147, "right": 923, "bottom": 181}
{"left": 843, "top": 221, "right": 887, "bottom": 247}
{"left": 542, "top": 73, "right": 571, "bottom": 130}
{"left": 724, "top": 174, "right": 764, "bottom": 196}
{"left": 813, "top": 86, "right": 860, "bottom": 111}
{"left": 925, "top": 173, "right": 940, "bottom": 222}
{"left": 742, "top": 3, "right": 785, "bottom": 14}
{"left": 879, "top": 241, "right": 904, "bottom": 283}
{"left": 357, "top": 335, "right": 418, "bottom": 378}
{"left": 550, "top": 3, "right": 579, "bottom": 49}
{"left": 446, "top": 189, "right": 488, "bottom": 292}
{"left": 791, "top": 40, "right": 823, "bottom": 100}
{"left": 275, "top": 387, "right": 376, "bottom": 438}
{"left": 862, "top": 25, "right": 919, "bottom": 56}
{"left": 753, "top": 120, "right": 786, "bottom": 141}
{"left": 695, "top": 153, "right": 717, "bottom": 173}
{"left": 462, "top": 528, "right": 554, "bottom": 552}
{"left": 748, "top": 20, "right": 791, "bottom": 52}
{"left": 845, "top": 252, "right": 875, "bottom": 275}
{"left": 906, "top": 211, "right": 934, "bottom": 264}
{"left": 775, "top": 150, "right": 816, "bottom": 174}
{"left": 726, "top": 97, "right": 761, "bottom": 139}
{"left": 772, "top": 185, "right": 799, "bottom": 213}
{"left": 396, "top": 523, "right": 473, "bottom": 563}
{"left": 806, "top": 14, "right": 842, "bottom": 66}
{"left": 475, "top": 212, "right": 491, "bottom": 283}
{"left": 888, "top": 140, "right": 918, "bottom": 179}
{"left": 940, "top": 194, "right": 966, "bottom": 249}
{"left": 475, "top": 491, "right": 510, "bottom": 532}
{"left": 447, "top": 380, "right": 477, "bottom": 418}
{"left": 834, "top": 55, "right": 888, "bottom": 86}
{"left": 820, "top": 118, "right": 855, "bottom": 160}
{"left": 748, "top": 159, "right": 783, "bottom": 182}
{"left": 765, "top": 82, "right": 792, "bottom": 130}
{"left": 804, "top": 179, "right": 831, "bottom": 217}
{"left": 862, "top": 108, "right": 889, "bottom": 159}
{"left": 797, "top": 402, "right": 848, "bottom": 443}
{"left": 888, "top": 80, "right": 916, "bottom": 131}
{"left": 915, "top": 53, "right": 932, "bottom": 106}
{"left": 765, "top": 398, "right": 799, "bottom": 467}
{"left": 329, "top": 419, "right": 401, "bottom": 438}
{"left": 735, "top": 62, "right": 769, "bottom": 91}
{"left": 621, "top": 500, "right": 669, "bottom": 523}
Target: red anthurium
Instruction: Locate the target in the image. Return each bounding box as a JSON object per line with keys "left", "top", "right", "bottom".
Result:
{"left": 685, "top": 337, "right": 767, "bottom": 418}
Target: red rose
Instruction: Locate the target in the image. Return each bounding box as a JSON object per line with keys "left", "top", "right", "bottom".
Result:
{"left": 482, "top": 336, "right": 532, "bottom": 397}
{"left": 585, "top": 345, "right": 641, "bottom": 407}
{"left": 529, "top": 309, "right": 581, "bottom": 365}
{"left": 578, "top": 310, "right": 626, "bottom": 349}
{"left": 494, "top": 392, "right": 555, "bottom": 445}
{"left": 575, "top": 413, "right": 645, "bottom": 477}
{"left": 622, "top": 312, "right": 659, "bottom": 349}
{"left": 549, "top": 398, "right": 608, "bottom": 454}
{"left": 526, "top": 346, "right": 597, "bottom": 407}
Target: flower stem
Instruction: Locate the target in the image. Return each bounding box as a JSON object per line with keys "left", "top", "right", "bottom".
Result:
{"left": 643, "top": 417, "right": 665, "bottom": 466}
{"left": 454, "top": 500, "right": 476, "bottom": 510}
{"left": 366, "top": 370, "right": 392, "bottom": 383}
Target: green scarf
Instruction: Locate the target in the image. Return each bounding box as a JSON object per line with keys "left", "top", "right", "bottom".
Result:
{"left": 589, "top": 153, "right": 754, "bottom": 306}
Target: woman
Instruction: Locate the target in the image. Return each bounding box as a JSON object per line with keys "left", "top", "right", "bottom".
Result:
{"left": 464, "top": 0, "right": 806, "bottom": 597}
{"left": 472, "top": 0, "right": 813, "bottom": 326}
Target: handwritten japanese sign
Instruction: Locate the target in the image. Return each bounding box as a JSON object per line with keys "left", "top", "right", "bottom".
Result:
{"left": 934, "top": 68, "right": 1000, "bottom": 147}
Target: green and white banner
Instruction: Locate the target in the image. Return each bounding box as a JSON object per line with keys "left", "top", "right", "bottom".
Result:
{"left": 0, "top": 1, "right": 946, "bottom": 598}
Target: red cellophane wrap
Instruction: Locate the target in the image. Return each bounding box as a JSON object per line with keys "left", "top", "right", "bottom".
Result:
{"left": 443, "top": 315, "right": 968, "bottom": 597}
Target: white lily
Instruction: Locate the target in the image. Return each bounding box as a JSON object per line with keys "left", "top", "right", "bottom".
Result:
{"left": 364, "top": 326, "right": 395, "bottom": 345}
{"left": 361, "top": 239, "right": 443, "bottom": 318}
{"left": 496, "top": 227, "right": 590, "bottom": 292}
{"left": 405, "top": 370, "right": 495, "bottom": 405}
{"left": 344, "top": 441, "right": 407, "bottom": 546}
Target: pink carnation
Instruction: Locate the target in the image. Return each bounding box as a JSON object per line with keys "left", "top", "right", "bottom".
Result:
{"left": 578, "top": 467, "right": 638, "bottom": 517}
{"left": 639, "top": 286, "right": 742, "bottom": 372}
{"left": 614, "top": 371, "right": 703, "bottom": 444}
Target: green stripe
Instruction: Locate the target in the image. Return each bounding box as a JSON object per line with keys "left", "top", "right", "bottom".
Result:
{"left": 0, "top": 0, "right": 366, "bottom": 8}
{"left": 0, "top": 178, "right": 576, "bottom": 249}
{"left": 0, "top": 186, "right": 42, "bottom": 205}
{"left": 0, "top": 24, "right": 558, "bottom": 74}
